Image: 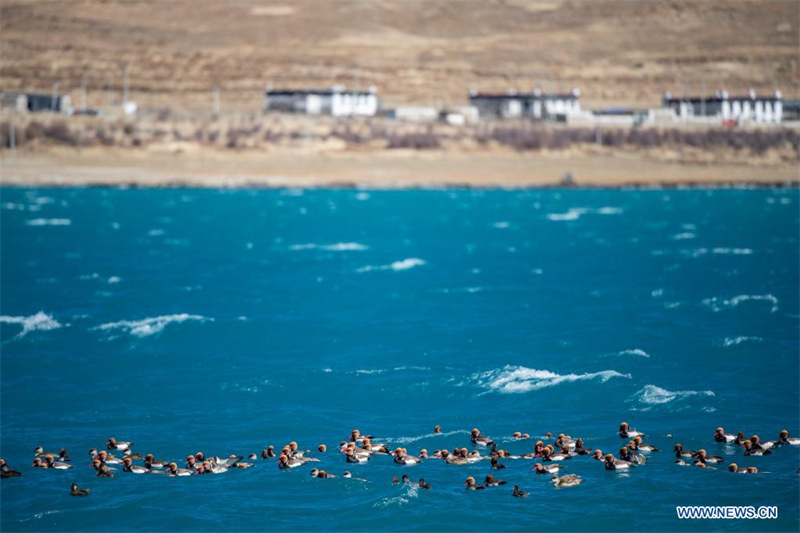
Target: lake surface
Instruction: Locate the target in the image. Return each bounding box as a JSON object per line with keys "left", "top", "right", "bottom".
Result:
{"left": 1, "top": 187, "right": 798, "bottom": 532}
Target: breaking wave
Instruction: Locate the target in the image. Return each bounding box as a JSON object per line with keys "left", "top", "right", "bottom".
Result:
{"left": 473, "top": 365, "right": 630, "bottom": 394}
{"left": 546, "top": 207, "right": 622, "bottom": 221}
{"left": 618, "top": 349, "right": 650, "bottom": 358}
{"left": 0, "top": 311, "right": 63, "bottom": 339}
{"left": 26, "top": 218, "right": 71, "bottom": 226}
{"left": 95, "top": 314, "right": 211, "bottom": 337}
{"left": 703, "top": 294, "right": 778, "bottom": 313}
{"left": 722, "top": 336, "right": 763, "bottom": 347}
{"left": 357, "top": 258, "right": 426, "bottom": 273}
{"left": 633, "top": 385, "right": 715, "bottom": 406}
{"left": 290, "top": 242, "right": 368, "bottom": 251}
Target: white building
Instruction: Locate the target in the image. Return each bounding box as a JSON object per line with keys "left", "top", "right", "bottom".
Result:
{"left": 468, "top": 88, "right": 581, "bottom": 121}
{"left": 663, "top": 90, "right": 783, "bottom": 124}
{"left": 264, "top": 85, "right": 379, "bottom": 117}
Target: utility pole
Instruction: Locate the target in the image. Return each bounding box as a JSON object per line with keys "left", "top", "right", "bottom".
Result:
{"left": 51, "top": 81, "right": 60, "bottom": 112}
{"left": 122, "top": 62, "right": 130, "bottom": 106}
{"left": 81, "top": 76, "right": 87, "bottom": 112}
{"left": 9, "top": 119, "right": 16, "bottom": 158}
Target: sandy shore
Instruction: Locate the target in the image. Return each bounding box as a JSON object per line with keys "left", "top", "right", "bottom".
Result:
{"left": 1, "top": 148, "right": 798, "bottom": 188}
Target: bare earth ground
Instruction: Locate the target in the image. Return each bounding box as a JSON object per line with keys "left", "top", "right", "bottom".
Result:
{"left": 2, "top": 148, "right": 797, "bottom": 188}
{"left": 1, "top": 0, "right": 798, "bottom": 112}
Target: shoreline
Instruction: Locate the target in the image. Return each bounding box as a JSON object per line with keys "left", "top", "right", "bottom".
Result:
{"left": 2, "top": 148, "right": 798, "bottom": 189}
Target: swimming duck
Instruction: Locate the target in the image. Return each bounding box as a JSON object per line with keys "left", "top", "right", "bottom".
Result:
{"left": 263, "top": 446, "right": 275, "bottom": 459}
{"left": 166, "top": 462, "right": 193, "bottom": 476}
{"left": 777, "top": 430, "right": 800, "bottom": 446}
{"left": 417, "top": 449, "right": 428, "bottom": 460}
{"left": 434, "top": 425, "right": 441, "bottom": 434}
{"left": 728, "top": 463, "right": 757, "bottom": 473}
{"left": 470, "top": 428, "right": 494, "bottom": 447}
{"left": 122, "top": 458, "right": 150, "bottom": 474}
{"left": 673, "top": 444, "right": 695, "bottom": 459}
{"left": 512, "top": 485, "right": 529, "bottom": 498}
{"left": 694, "top": 449, "right": 724, "bottom": 464}
{"left": 344, "top": 446, "right": 370, "bottom": 464}
{"left": 418, "top": 478, "right": 431, "bottom": 489}
{"left": 604, "top": 453, "right": 636, "bottom": 470}
{"left": 483, "top": 474, "right": 508, "bottom": 487}
{"left": 106, "top": 438, "right": 134, "bottom": 451}
{"left": 555, "top": 434, "right": 576, "bottom": 450}
{"left": 57, "top": 448, "right": 71, "bottom": 462}
{"left": 533, "top": 462, "right": 562, "bottom": 474}
{"left": 350, "top": 430, "right": 374, "bottom": 442}
{"left": 277, "top": 454, "right": 305, "bottom": 469}
{"left": 573, "top": 439, "right": 592, "bottom": 455}
{"left": 309, "top": 469, "right": 336, "bottom": 478}
{"left": 44, "top": 456, "right": 73, "bottom": 469}
{"left": 591, "top": 449, "right": 604, "bottom": 461}
{"left": 1, "top": 463, "right": 22, "bottom": 478}
{"left": 619, "top": 422, "right": 645, "bottom": 439}
{"left": 464, "top": 477, "right": 485, "bottom": 490}
{"left": 143, "top": 454, "right": 168, "bottom": 469}
{"left": 70, "top": 483, "right": 90, "bottom": 496}
{"left": 632, "top": 436, "right": 659, "bottom": 452}
{"left": 742, "top": 440, "right": 771, "bottom": 456}
{"left": 393, "top": 448, "right": 420, "bottom": 465}
{"left": 490, "top": 455, "right": 506, "bottom": 470}
{"left": 619, "top": 447, "right": 645, "bottom": 465}
{"left": 441, "top": 450, "right": 469, "bottom": 465}
{"left": 31, "top": 458, "right": 48, "bottom": 468}
{"left": 93, "top": 461, "right": 116, "bottom": 477}
{"left": 714, "top": 427, "right": 737, "bottom": 443}
{"left": 542, "top": 446, "right": 571, "bottom": 462}
{"left": 361, "top": 439, "right": 390, "bottom": 455}
{"left": 749, "top": 435, "right": 776, "bottom": 451}
{"left": 551, "top": 474, "right": 584, "bottom": 487}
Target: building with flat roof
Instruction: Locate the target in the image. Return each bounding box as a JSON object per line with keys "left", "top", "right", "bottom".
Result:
{"left": 663, "top": 90, "right": 783, "bottom": 124}
{"left": 468, "top": 88, "right": 581, "bottom": 121}
{"left": 264, "top": 85, "right": 379, "bottom": 117}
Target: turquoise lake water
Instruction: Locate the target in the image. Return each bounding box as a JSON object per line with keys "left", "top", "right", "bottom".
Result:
{"left": 1, "top": 187, "right": 798, "bottom": 532}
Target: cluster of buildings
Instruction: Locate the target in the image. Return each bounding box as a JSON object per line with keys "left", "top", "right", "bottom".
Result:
{"left": 2, "top": 84, "right": 797, "bottom": 127}
{"left": 263, "top": 85, "right": 796, "bottom": 127}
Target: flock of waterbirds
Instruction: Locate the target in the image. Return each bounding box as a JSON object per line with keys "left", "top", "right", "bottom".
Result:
{"left": 3, "top": 423, "right": 799, "bottom": 497}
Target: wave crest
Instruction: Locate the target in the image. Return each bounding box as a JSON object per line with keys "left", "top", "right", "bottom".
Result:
{"left": 619, "top": 349, "right": 650, "bottom": 358}
{"left": 0, "top": 311, "right": 63, "bottom": 339}
{"left": 634, "top": 384, "right": 715, "bottom": 406}
{"left": 357, "top": 258, "right": 425, "bottom": 273}
{"left": 473, "top": 365, "right": 630, "bottom": 394}
{"left": 703, "top": 294, "right": 778, "bottom": 313}
{"left": 96, "top": 314, "right": 211, "bottom": 337}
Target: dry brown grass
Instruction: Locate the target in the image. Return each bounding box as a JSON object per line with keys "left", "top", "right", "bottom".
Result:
{"left": 1, "top": 0, "right": 797, "bottom": 114}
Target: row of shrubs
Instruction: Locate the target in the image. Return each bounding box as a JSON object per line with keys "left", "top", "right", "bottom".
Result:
{"left": 1, "top": 118, "right": 797, "bottom": 156}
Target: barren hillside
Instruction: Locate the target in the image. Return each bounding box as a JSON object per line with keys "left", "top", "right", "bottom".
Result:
{"left": 1, "top": 0, "right": 798, "bottom": 114}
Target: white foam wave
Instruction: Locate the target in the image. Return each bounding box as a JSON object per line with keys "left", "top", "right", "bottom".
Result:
{"left": 386, "top": 429, "right": 469, "bottom": 445}
{"left": 493, "top": 221, "right": 510, "bottom": 229}
{"left": 703, "top": 294, "right": 778, "bottom": 313}
{"left": 26, "top": 218, "right": 71, "bottom": 226}
{"left": 290, "top": 242, "right": 368, "bottom": 251}
{"left": 357, "top": 258, "right": 425, "bottom": 273}
{"left": 96, "top": 314, "right": 211, "bottom": 337}
{"left": 683, "top": 247, "right": 753, "bottom": 258}
{"left": 546, "top": 207, "right": 622, "bottom": 221}
{"left": 634, "top": 384, "right": 714, "bottom": 405}
{"left": 722, "top": 336, "right": 763, "bottom": 347}
{"left": 473, "top": 365, "right": 630, "bottom": 394}
{"left": 618, "top": 349, "right": 650, "bottom": 358}
{"left": 354, "top": 366, "right": 430, "bottom": 375}
{"left": 547, "top": 208, "right": 586, "bottom": 221}
{"left": 0, "top": 311, "right": 62, "bottom": 339}
{"left": 671, "top": 232, "right": 696, "bottom": 240}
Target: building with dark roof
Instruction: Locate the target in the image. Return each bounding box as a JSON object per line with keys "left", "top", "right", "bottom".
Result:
{"left": 468, "top": 88, "right": 581, "bottom": 120}
{"left": 663, "top": 90, "right": 783, "bottom": 124}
